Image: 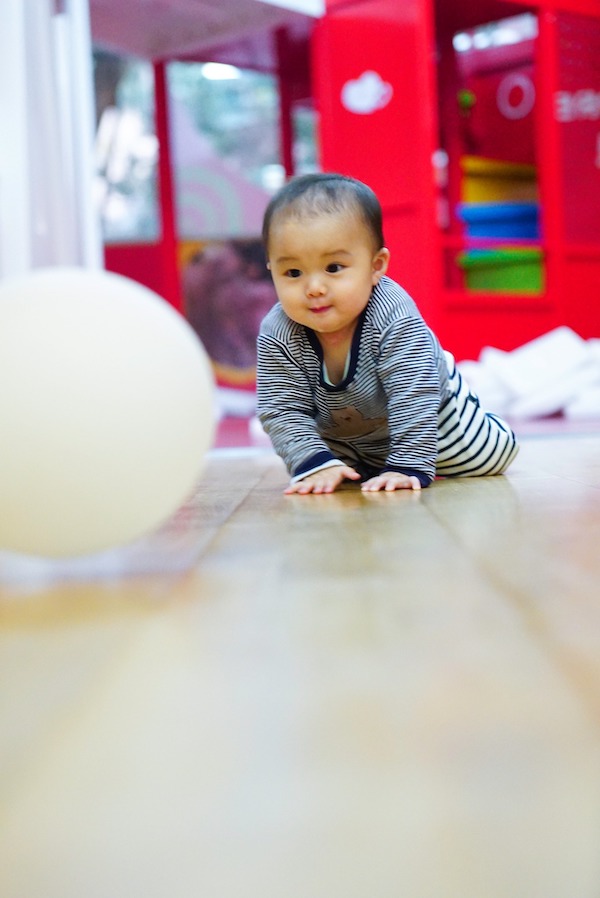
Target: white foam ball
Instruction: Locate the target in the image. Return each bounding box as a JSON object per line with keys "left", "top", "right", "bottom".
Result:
{"left": 0, "top": 267, "right": 215, "bottom": 558}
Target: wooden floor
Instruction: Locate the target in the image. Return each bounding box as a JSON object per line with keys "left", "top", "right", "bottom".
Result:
{"left": 2, "top": 426, "right": 600, "bottom": 897}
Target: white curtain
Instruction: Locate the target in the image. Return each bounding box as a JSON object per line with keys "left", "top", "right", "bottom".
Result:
{"left": 0, "top": 0, "right": 102, "bottom": 278}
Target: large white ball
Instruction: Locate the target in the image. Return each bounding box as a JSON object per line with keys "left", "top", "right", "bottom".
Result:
{"left": 0, "top": 267, "right": 216, "bottom": 558}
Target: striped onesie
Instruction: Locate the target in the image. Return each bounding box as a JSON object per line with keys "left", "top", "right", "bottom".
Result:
{"left": 256, "top": 275, "right": 518, "bottom": 487}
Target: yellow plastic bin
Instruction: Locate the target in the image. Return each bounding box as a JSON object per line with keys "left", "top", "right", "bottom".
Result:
{"left": 458, "top": 247, "right": 544, "bottom": 292}
{"left": 461, "top": 156, "right": 539, "bottom": 203}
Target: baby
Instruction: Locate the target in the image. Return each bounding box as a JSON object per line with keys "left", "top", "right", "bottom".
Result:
{"left": 256, "top": 173, "right": 518, "bottom": 494}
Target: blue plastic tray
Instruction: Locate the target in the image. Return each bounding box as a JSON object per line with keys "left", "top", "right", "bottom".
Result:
{"left": 458, "top": 202, "right": 540, "bottom": 238}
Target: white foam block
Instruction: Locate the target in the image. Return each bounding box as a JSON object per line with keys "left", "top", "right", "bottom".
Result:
{"left": 479, "top": 327, "right": 591, "bottom": 398}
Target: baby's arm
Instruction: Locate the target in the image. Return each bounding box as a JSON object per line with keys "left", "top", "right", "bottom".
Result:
{"left": 378, "top": 318, "right": 441, "bottom": 485}
{"left": 257, "top": 329, "right": 344, "bottom": 479}
{"left": 285, "top": 463, "right": 361, "bottom": 495}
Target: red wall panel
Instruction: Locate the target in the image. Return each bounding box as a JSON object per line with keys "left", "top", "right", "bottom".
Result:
{"left": 313, "top": 0, "right": 440, "bottom": 312}
{"left": 313, "top": 0, "right": 430, "bottom": 206}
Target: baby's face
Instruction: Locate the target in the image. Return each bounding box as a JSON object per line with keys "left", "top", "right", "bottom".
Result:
{"left": 267, "top": 210, "right": 389, "bottom": 343}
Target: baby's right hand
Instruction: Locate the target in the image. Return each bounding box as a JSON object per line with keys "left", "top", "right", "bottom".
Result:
{"left": 284, "top": 465, "right": 361, "bottom": 495}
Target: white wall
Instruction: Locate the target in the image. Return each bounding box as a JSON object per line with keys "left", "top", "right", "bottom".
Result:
{"left": 0, "top": 0, "right": 102, "bottom": 279}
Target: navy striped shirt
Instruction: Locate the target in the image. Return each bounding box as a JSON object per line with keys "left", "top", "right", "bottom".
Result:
{"left": 256, "top": 276, "right": 452, "bottom": 485}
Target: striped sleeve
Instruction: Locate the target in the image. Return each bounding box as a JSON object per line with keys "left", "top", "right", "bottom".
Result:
{"left": 256, "top": 318, "right": 342, "bottom": 477}
{"left": 376, "top": 316, "right": 441, "bottom": 483}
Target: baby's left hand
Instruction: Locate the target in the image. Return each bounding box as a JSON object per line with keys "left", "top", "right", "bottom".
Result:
{"left": 361, "top": 471, "right": 422, "bottom": 492}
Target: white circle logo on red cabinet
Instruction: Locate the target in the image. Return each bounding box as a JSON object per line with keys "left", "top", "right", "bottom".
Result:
{"left": 341, "top": 71, "right": 393, "bottom": 114}
{"left": 496, "top": 72, "right": 536, "bottom": 120}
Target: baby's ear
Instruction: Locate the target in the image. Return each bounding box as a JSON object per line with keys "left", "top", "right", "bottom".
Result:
{"left": 372, "top": 247, "right": 390, "bottom": 282}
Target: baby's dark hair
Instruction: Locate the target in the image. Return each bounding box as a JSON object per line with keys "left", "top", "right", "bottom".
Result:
{"left": 262, "top": 173, "right": 385, "bottom": 253}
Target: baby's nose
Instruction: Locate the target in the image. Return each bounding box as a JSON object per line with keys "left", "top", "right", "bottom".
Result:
{"left": 306, "top": 275, "right": 326, "bottom": 297}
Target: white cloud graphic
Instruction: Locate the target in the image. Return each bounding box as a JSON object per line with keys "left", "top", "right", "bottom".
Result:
{"left": 340, "top": 71, "right": 393, "bottom": 114}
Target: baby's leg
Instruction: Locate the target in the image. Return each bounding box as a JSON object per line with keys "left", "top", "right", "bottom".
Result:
{"left": 436, "top": 352, "right": 519, "bottom": 477}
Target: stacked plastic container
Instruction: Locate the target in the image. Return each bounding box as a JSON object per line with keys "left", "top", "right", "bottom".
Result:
{"left": 457, "top": 156, "right": 542, "bottom": 292}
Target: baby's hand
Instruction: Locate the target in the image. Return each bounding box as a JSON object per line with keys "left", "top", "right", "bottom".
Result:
{"left": 361, "top": 471, "right": 422, "bottom": 492}
{"left": 284, "top": 465, "right": 361, "bottom": 495}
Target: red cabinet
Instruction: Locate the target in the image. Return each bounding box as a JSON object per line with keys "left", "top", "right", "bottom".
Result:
{"left": 313, "top": 0, "right": 600, "bottom": 359}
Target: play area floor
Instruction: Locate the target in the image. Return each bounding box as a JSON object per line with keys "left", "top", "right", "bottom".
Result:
{"left": 1, "top": 421, "right": 600, "bottom": 897}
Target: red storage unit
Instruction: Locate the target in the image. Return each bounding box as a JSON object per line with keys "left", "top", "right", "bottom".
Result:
{"left": 312, "top": 0, "right": 600, "bottom": 360}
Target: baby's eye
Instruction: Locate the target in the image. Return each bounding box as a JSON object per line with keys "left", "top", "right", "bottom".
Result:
{"left": 284, "top": 268, "right": 302, "bottom": 278}
{"left": 326, "top": 263, "right": 344, "bottom": 273}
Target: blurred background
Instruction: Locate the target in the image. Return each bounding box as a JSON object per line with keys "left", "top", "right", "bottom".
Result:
{"left": 2, "top": 0, "right": 600, "bottom": 428}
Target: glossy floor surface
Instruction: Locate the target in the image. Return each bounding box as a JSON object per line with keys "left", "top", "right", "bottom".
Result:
{"left": 1, "top": 426, "right": 600, "bottom": 897}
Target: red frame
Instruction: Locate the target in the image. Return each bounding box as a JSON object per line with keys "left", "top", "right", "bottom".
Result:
{"left": 104, "top": 45, "right": 304, "bottom": 314}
